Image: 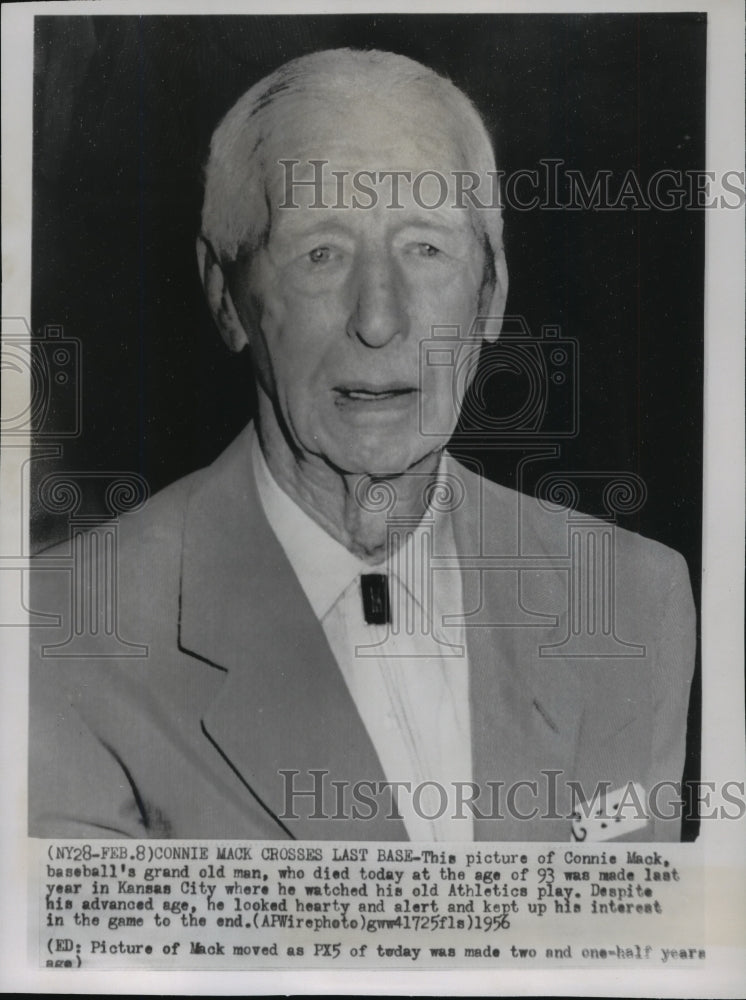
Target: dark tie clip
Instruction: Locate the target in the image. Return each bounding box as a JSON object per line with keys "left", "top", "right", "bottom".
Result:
{"left": 361, "top": 573, "right": 391, "bottom": 625}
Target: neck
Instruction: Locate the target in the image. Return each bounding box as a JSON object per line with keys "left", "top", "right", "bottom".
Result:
{"left": 256, "top": 413, "right": 443, "bottom": 564}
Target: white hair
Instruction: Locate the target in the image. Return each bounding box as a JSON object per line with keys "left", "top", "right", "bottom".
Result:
{"left": 201, "top": 47, "right": 503, "bottom": 277}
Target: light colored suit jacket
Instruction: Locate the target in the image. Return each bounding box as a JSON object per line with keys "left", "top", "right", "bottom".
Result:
{"left": 29, "top": 425, "right": 695, "bottom": 840}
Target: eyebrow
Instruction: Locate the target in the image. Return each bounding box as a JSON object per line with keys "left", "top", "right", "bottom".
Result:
{"left": 397, "top": 217, "right": 471, "bottom": 235}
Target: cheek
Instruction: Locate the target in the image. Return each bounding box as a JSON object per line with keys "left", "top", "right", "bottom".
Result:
{"left": 407, "top": 262, "right": 483, "bottom": 322}
{"left": 260, "top": 294, "right": 340, "bottom": 400}
{"left": 411, "top": 275, "right": 482, "bottom": 411}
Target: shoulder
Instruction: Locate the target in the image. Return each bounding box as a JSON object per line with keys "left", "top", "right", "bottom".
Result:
{"left": 33, "top": 426, "right": 254, "bottom": 585}
{"left": 449, "top": 453, "right": 692, "bottom": 600}
{"left": 34, "top": 465, "right": 198, "bottom": 565}
{"left": 30, "top": 468, "right": 198, "bottom": 623}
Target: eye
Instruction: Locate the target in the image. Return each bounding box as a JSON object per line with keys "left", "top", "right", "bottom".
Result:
{"left": 417, "top": 243, "right": 441, "bottom": 258}
{"left": 308, "top": 246, "right": 331, "bottom": 264}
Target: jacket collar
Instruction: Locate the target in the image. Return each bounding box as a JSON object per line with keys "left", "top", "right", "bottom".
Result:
{"left": 179, "top": 427, "right": 404, "bottom": 838}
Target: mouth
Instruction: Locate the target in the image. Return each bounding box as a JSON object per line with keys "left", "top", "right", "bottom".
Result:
{"left": 334, "top": 383, "right": 417, "bottom": 403}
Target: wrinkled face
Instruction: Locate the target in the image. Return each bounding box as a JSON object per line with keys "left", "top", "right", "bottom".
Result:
{"left": 229, "top": 95, "right": 493, "bottom": 476}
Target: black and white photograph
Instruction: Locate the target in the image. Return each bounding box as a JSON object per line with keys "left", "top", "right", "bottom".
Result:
{"left": 27, "top": 9, "right": 705, "bottom": 841}
{"left": 1, "top": 0, "right": 743, "bottom": 994}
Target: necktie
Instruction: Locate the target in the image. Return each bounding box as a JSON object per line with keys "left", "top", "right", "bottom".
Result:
{"left": 360, "top": 574, "right": 391, "bottom": 625}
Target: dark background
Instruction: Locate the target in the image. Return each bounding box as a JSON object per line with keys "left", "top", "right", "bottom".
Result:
{"left": 31, "top": 13, "right": 705, "bottom": 836}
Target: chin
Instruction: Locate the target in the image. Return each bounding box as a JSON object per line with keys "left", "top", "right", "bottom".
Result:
{"left": 325, "top": 435, "right": 444, "bottom": 478}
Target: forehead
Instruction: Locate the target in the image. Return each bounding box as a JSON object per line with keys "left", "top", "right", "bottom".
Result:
{"left": 264, "top": 88, "right": 468, "bottom": 184}
{"left": 259, "top": 92, "right": 479, "bottom": 235}
{"left": 263, "top": 83, "right": 466, "bottom": 161}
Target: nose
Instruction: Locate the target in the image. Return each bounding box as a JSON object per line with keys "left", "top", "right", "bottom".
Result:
{"left": 346, "top": 252, "right": 406, "bottom": 348}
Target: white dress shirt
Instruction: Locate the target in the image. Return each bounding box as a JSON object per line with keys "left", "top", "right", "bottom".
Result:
{"left": 252, "top": 434, "right": 473, "bottom": 840}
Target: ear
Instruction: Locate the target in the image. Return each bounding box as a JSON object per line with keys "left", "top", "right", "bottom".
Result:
{"left": 196, "top": 236, "right": 250, "bottom": 353}
{"left": 480, "top": 244, "right": 509, "bottom": 343}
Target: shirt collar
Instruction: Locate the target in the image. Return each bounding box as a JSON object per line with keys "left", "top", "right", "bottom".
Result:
{"left": 251, "top": 429, "right": 459, "bottom": 622}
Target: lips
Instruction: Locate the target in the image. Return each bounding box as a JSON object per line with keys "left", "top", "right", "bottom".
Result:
{"left": 339, "top": 388, "right": 412, "bottom": 401}
{"left": 334, "top": 382, "right": 417, "bottom": 402}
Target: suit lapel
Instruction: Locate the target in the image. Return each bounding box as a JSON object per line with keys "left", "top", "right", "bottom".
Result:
{"left": 179, "top": 427, "right": 406, "bottom": 840}
{"left": 451, "top": 459, "right": 581, "bottom": 840}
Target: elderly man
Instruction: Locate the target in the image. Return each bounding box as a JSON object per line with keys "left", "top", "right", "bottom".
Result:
{"left": 29, "top": 48, "right": 695, "bottom": 841}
